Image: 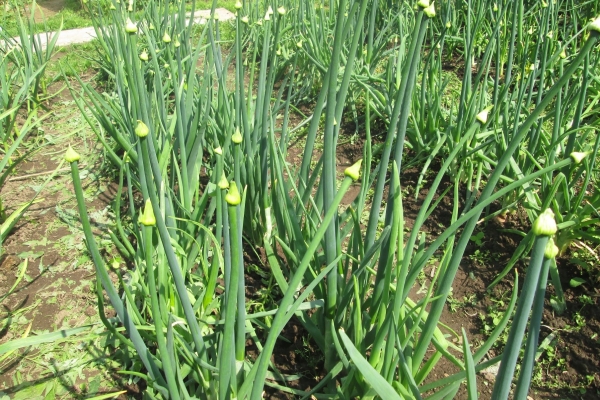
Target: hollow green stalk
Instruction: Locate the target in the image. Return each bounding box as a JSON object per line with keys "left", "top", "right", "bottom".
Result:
{"left": 140, "top": 200, "right": 180, "bottom": 399}
{"left": 492, "top": 209, "right": 557, "bottom": 399}
{"left": 66, "top": 147, "right": 166, "bottom": 392}
{"left": 138, "top": 128, "right": 209, "bottom": 380}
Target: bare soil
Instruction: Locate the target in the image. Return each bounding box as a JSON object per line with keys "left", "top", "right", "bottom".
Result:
{"left": 0, "top": 79, "right": 138, "bottom": 398}
{"left": 25, "top": 0, "right": 66, "bottom": 22}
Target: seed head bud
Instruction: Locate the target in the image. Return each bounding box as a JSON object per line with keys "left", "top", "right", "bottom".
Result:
{"left": 214, "top": 13, "right": 220, "bottom": 21}
{"left": 589, "top": 16, "right": 600, "bottom": 33}
{"left": 267, "top": 6, "right": 274, "bottom": 15}
{"left": 544, "top": 238, "right": 559, "bottom": 259}
{"left": 424, "top": 1, "right": 436, "bottom": 17}
{"left": 139, "top": 199, "right": 156, "bottom": 226}
{"left": 277, "top": 6, "right": 286, "bottom": 15}
{"left": 528, "top": 27, "right": 534, "bottom": 35}
{"left": 135, "top": 120, "right": 150, "bottom": 138}
{"left": 547, "top": 31, "right": 553, "bottom": 39}
{"left": 232, "top": 127, "right": 243, "bottom": 144}
{"left": 125, "top": 18, "right": 138, "bottom": 34}
{"left": 225, "top": 181, "right": 242, "bottom": 205}
{"left": 570, "top": 151, "right": 589, "bottom": 164}
{"left": 174, "top": 39, "right": 180, "bottom": 48}
{"left": 417, "top": 0, "right": 429, "bottom": 8}
{"left": 214, "top": 146, "right": 223, "bottom": 155}
{"left": 139, "top": 50, "right": 149, "bottom": 61}
{"left": 344, "top": 159, "right": 363, "bottom": 181}
{"left": 218, "top": 172, "right": 229, "bottom": 189}
{"left": 528, "top": 63, "right": 535, "bottom": 72}
{"left": 109, "top": 3, "right": 116, "bottom": 10}
{"left": 256, "top": 19, "right": 263, "bottom": 26}
{"left": 296, "top": 40, "right": 303, "bottom": 48}
{"left": 560, "top": 48, "right": 567, "bottom": 59}
{"left": 542, "top": 1, "right": 548, "bottom": 7}
{"left": 264, "top": 11, "right": 270, "bottom": 21}
{"left": 476, "top": 108, "right": 489, "bottom": 124}
{"left": 65, "top": 145, "right": 81, "bottom": 163}
{"left": 149, "top": 23, "right": 155, "bottom": 30}
{"left": 241, "top": 15, "right": 249, "bottom": 24}
{"left": 445, "top": 21, "right": 451, "bottom": 28}
{"left": 234, "top": 1, "right": 242, "bottom": 9}
{"left": 493, "top": 3, "right": 498, "bottom": 11}
{"left": 532, "top": 208, "right": 557, "bottom": 237}
{"left": 163, "top": 32, "right": 171, "bottom": 43}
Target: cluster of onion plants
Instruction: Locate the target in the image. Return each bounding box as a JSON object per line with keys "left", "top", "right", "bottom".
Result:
{"left": 424, "top": 0, "right": 600, "bottom": 315}
{"left": 65, "top": 0, "right": 600, "bottom": 398}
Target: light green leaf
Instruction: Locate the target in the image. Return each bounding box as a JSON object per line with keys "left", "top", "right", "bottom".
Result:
{"left": 569, "top": 277, "right": 586, "bottom": 287}
{"left": 338, "top": 329, "right": 404, "bottom": 400}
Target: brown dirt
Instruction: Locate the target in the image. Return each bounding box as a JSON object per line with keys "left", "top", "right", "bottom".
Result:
{"left": 24, "top": 0, "right": 66, "bottom": 22}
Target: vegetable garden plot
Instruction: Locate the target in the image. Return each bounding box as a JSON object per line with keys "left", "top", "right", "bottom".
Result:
{"left": 2, "top": 0, "right": 600, "bottom": 398}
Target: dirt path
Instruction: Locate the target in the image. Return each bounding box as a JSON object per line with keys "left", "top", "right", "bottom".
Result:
{"left": 0, "top": 80, "right": 131, "bottom": 398}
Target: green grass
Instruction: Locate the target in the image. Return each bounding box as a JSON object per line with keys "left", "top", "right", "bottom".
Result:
{"left": 0, "top": 0, "right": 89, "bottom": 37}
{"left": 46, "top": 41, "right": 99, "bottom": 79}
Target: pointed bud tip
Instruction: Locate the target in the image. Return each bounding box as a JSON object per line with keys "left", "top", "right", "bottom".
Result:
{"left": 139, "top": 199, "right": 156, "bottom": 226}
{"left": 125, "top": 18, "right": 138, "bottom": 33}
{"left": 225, "top": 181, "right": 242, "bottom": 205}
{"left": 218, "top": 172, "right": 229, "bottom": 189}
{"left": 135, "top": 120, "right": 150, "bottom": 138}
{"left": 532, "top": 208, "right": 557, "bottom": 236}
{"left": 65, "top": 145, "right": 81, "bottom": 163}
{"left": 570, "top": 151, "right": 588, "bottom": 164}
{"left": 589, "top": 16, "right": 600, "bottom": 33}
{"left": 423, "top": 1, "right": 435, "bottom": 17}
{"left": 544, "top": 238, "right": 559, "bottom": 259}
{"left": 344, "top": 159, "right": 363, "bottom": 181}
{"left": 476, "top": 109, "right": 489, "bottom": 124}
{"left": 232, "top": 128, "right": 243, "bottom": 144}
